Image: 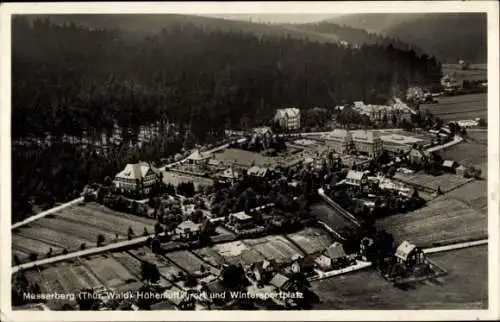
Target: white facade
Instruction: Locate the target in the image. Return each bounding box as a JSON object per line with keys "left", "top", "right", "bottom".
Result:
{"left": 274, "top": 108, "right": 301, "bottom": 131}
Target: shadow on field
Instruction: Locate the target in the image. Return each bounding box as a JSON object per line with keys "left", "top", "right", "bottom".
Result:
{"left": 393, "top": 283, "right": 416, "bottom": 291}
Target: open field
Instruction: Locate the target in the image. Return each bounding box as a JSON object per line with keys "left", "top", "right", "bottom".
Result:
{"left": 212, "top": 241, "right": 265, "bottom": 266}
{"left": 311, "top": 203, "right": 359, "bottom": 234}
{"left": 394, "top": 172, "right": 473, "bottom": 193}
{"left": 286, "top": 227, "right": 334, "bottom": 255}
{"left": 311, "top": 245, "right": 487, "bottom": 309}
{"left": 243, "top": 235, "right": 305, "bottom": 264}
{"left": 192, "top": 247, "right": 229, "bottom": 267}
{"left": 162, "top": 171, "right": 214, "bottom": 189}
{"left": 81, "top": 255, "right": 137, "bottom": 290}
{"left": 421, "top": 93, "right": 486, "bottom": 121}
{"left": 442, "top": 64, "right": 487, "bottom": 82}
{"left": 212, "top": 148, "right": 277, "bottom": 168}
{"left": 376, "top": 196, "right": 487, "bottom": 248}
{"left": 12, "top": 203, "right": 157, "bottom": 263}
{"left": 165, "top": 250, "right": 218, "bottom": 275}
{"left": 129, "top": 247, "right": 180, "bottom": 283}
{"left": 441, "top": 130, "right": 487, "bottom": 174}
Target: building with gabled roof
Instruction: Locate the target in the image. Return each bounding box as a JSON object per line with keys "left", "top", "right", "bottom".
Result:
{"left": 175, "top": 220, "right": 202, "bottom": 240}
{"left": 113, "top": 161, "right": 161, "bottom": 194}
{"left": 394, "top": 240, "right": 425, "bottom": 266}
{"left": 269, "top": 273, "right": 293, "bottom": 291}
{"left": 345, "top": 170, "right": 368, "bottom": 187}
{"left": 274, "top": 108, "right": 301, "bottom": 131}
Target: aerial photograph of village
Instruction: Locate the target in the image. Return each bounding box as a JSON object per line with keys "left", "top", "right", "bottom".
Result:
{"left": 9, "top": 10, "right": 489, "bottom": 311}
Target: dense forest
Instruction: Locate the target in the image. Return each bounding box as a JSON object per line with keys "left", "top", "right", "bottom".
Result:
{"left": 11, "top": 16, "right": 442, "bottom": 223}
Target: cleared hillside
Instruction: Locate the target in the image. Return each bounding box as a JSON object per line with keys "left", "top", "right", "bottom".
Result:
{"left": 327, "top": 13, "right": 487, "bottom": 63}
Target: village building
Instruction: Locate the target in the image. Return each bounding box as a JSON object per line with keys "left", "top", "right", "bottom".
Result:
{"left": 326, "top": 242, "right": 348, "bottom": 265}
{"left": 274, "top": 108, "right": 301, "bottom": 131}
{"left": 456, "top": 164, "right": 468, "bottom": 177}
{"left": 345, "top": 170, "right": 368, "bottom": 187}
{"left": 394, "top": 240, "right": 425, "bottom": 266}
{"left": 113, "top": 161, "right": 161, "bottom": 194}
{"left": 442, "top": 160, "right": 458, "bottom": 173}
{"left": 321, "top": 130, "right": 383, "bottom": 157}
{"left": 228, "top": 212, "right": 255, "bottom": 230}
{"left": 216, "top": 167, "right": 240, "bottom": 182}
{"left": 247, "top": 166, "right": 270, "bottom": 178}
{"left": 186, "top": 149, "right": 212, "bottom": 169}
{"left": 269, "top": 273, "right": 294, "bottom": 292}
{"left": 175, "top": 220, "right": 202, "bottom": 240}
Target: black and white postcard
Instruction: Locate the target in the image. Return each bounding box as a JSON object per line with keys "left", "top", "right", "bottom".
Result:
{"left": 1, "top": 1, "right": 499, "bottom": 321}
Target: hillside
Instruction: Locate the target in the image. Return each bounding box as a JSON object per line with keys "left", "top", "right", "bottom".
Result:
{"left": 327, "top": 13, "right": 487, "bottom": 63}
{"left": 25, "top": 14, "right": 341, "bottom": 44}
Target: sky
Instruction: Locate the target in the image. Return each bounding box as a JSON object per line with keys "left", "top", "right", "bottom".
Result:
{"left": 201, "top": 14, "right": 341, "bottom": 24}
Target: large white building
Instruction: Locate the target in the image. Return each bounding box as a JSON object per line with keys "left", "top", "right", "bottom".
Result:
{"left": 320, "top": 130, "right": 384, "bottom": 158}
{"left": 352, "top": 98, "right": 414, "bottom": 123}
{"left": 274, "top": 108, "right": 301, "bottom": 131}
{"left": 113, "top": 161, "right": 161, "bottom": 194}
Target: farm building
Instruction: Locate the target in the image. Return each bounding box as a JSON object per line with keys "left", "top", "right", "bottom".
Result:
{"left": 229, "top": 212, "right": 255, "bottom": 230}
{"left": 175, "top": 220, "right": 202, "bottom": 240}
{"left": 345, "top": 170, "right": 368, "bottom": 187}
{"left": 269, "top": 273, "right": 294, "bottom": 292}
{"left": 274, "top": 108, "right": 301, "bottom": 131}
{"left": 113, "top": 161, "right": 161, "bottom": 194}
{"left": 442, "top": 160, "right": 458, "bottom": 173}
{"left": 394, "top": 240, "right": 425, "bottom": 266}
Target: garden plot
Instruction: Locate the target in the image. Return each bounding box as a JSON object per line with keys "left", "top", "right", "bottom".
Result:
{"left": 70, "top": 264, "right": 105, "bottom": 290}
{"left": 12, "top": 235, "right": 58, "bottom": 256}
{"left": 111, "top": 252, "right": 143, "bottom": 278}
{"left": 29, "top": 217, "right": 115, "bottom": 244}
{"left": 23, "top": 270, "right": 45, "bottom": 291}
{"left": 83, "top": 203, "right": 156, "bottom": 226}
{"left": 166, "top": 250, "right": 218, "bottom": 275}
{"left": 286, "top": 227, "right": 334, "bottom": 255}
{"left": 14, "top": 225, "right": 87, "bottom": 251}
{"left": 243, "top": 236, "right": 304, "bottom": 264}
{"left": 51, "top": 262, "right": 90, "bottom": 294}
{"left": 81, "top": 255, "right": 137, "bottom": 290}
{"left": 192, "top": 248, "right": 228, "bottom": 267}
{"left": 56, "top": 208, "right": 130, "bottom": 237}
{"left": 212, "top": 240, "right": 259, "bottom": 264}
{"left": 38, "top": 266, "right": 68, "bottom": 294}
{"left": 376, "top": 197, "right": 487, "bottom": 248}
{"left": 422, "top": 93, "right": 487, "bottom": 121}
{"left": 129, "top": 248, "right": 180, "bottom": 282}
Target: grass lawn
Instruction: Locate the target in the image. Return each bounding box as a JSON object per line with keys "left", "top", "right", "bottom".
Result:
{"left": 311, "top": 245, "right": 487, "bottom": 309}
{"left": 421, "top": 93, "right": 487, "bottom": 121}
{"left": 442, "top": 64, "right": 487, "bottom": 82}
{"left": 165, "top": 250, "right": 217, "bottom": 275}
{"left": 376, "top": 196, "right": 487, "bottom": 248}
{"left": 393, "top": 172, "right": 473, "bottom": 192}
{"left": 287, "top": 227, "right": 334, "bottom": 255}
{"left": 212, "top": 148, "right": 277, "bottom": 168}
{"left": 81, "top": 255, "right": 137, "bottom": 289}
{"left": 311, "top": 203, "right": 360, "bottom": 233}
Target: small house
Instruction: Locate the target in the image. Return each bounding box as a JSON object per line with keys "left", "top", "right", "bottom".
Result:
{"left": 456, "top": 164, "right": 468, "bottom": 177}
{"left": 175, "top": 220, "right": 202, "bottom": 240}
{"left": 345, "top": 170, "right": 368, "bottom": 187}
{"left": 269, "top": 273, "right": 293, "bottom": 292}
{"left": 408, "top": 148, "right": 428, "bottom": 165}
{"left": 187, "top": 149, "right": 212, "bottom": 166}
{"left": 229, "top": 212, "right": 254, "bottom": 230}
{"left": 247, "top": 166, "right": 269, "bottom": 178}
{"left": 326, "top": 242, "right": 347, "bottom": 264}
{"left": 442, "top": 160, "right": 457, "bottom": 173}
{"left": 394, "top": 240, "right": 425, "bottom": 266}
